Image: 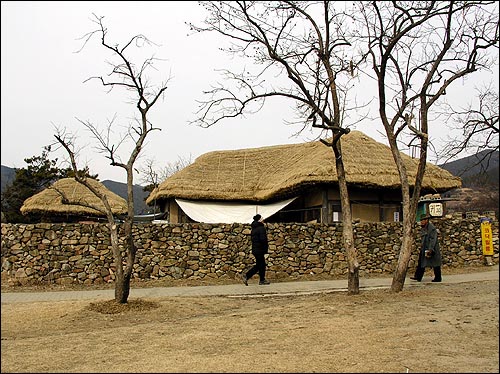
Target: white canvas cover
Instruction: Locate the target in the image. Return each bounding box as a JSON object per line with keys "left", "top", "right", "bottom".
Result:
{"left": 175, "top": 197, "right": 297, "bottom": 223}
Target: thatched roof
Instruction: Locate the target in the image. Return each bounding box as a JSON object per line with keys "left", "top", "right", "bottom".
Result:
{"left": 147, "top": 131, "right": 461, "bottom": 204}
{"left": 21, "top": 178, "right": 128, "bottom": 217}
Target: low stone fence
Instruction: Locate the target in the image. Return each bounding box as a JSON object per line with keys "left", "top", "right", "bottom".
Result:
{"left": 1, "top": 217, "right": 498, "bottom": 285}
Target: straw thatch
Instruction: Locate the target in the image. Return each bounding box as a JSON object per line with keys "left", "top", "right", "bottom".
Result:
{"left": 147, "top": 130, "right": 461, "bottom": 204}
{"left": 21, "top": 178, "right": 128, "bottom": 217}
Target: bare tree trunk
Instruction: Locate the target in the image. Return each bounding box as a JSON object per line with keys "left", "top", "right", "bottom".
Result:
{"left": 387, "top": 135, "right": 423, "bottom": 292}
{"left": 115, "top": 273, "right": 131, "bottom": 304}
{"left": 113, "top": 170, "right": 138, "bottom": 303}
{"left": 108, "top": 222, "right": 127, "bottom": 303}
{"left": 391, "top": 219, "right": 415, "bottom": 291}
{"left": 333, "top": 143, "right": 359, "bottom": 294}
{"left": 116, "top": 219, "right": 136, "bottom": 303}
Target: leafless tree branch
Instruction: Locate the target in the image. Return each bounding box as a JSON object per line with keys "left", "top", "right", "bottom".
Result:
{"left": 56, "top": 14, "right": 170, "bottom": 303}
{"left": 359, "top": 0, "right": 499, "bottom": 292}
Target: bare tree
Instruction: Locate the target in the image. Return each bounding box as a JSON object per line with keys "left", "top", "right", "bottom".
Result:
{"left": 358, "top": 1, "right": 499, "bottom": 292}
{"left": 190, "top": 1, "right": 368, "bottom": 294}
{"left": 138, "top": 159, "right": 162, "bottom": 215}
{"left": 140, "top": 155, "right": 193, "bottom": 186}
{"left": 54, "top": 14, "right": 170, "bottom": 303}
{"left": 139, "top": 155, "right": 193, "bottom": 214}
{"left": 439, "top": 85, "right": 499, "bottom": 170}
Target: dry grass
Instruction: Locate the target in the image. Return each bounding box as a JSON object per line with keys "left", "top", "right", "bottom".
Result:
{"left": 87, "top": 299, "right": 161, "bottom": 314}
{"left": 1, "top": 275, "right": 498, "bottom": 373}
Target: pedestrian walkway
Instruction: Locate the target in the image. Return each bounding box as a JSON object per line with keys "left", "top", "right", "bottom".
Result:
{"left": 1, "top": 265, "right": 498, "bottom": 304}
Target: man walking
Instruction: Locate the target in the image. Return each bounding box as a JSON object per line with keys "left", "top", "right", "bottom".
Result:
{"left": 411, "top": 215, "right": 442, "bottom": 282}
{"left": 241, "top": 214, "right": 270, "bottom": 285}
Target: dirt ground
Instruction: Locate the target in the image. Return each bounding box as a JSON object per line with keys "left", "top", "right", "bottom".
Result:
{"left": 1, "top": 266, "right": 499, "bottom": 373}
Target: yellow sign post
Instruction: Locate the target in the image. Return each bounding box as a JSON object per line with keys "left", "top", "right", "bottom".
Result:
{"left": 480, "top": 218, "right": 493, "bottom": 256}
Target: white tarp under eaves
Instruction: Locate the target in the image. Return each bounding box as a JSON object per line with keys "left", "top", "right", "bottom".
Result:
{"left": 175, "top": 197, "right": 297, "bottom": 223}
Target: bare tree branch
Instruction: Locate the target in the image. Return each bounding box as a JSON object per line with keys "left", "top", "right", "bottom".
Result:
{"left": 359, "top": 0, "right": 499, "bottom": 292}
{"left": 56, "top": 14, "right": 170, "bottom": 303}
{"left": 191, "top": 1, "right": 370, "bottom": 294}
{"left": 439, "top": 85, "right": 499, "bottom": 167}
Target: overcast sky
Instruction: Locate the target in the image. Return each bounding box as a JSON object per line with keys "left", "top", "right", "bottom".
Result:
{"left": 2, "top": 1, "right": 498, "bottom": 184}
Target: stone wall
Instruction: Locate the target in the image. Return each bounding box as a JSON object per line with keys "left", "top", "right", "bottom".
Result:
{"left": 1, "top": 218, "right": 498, "bottom": 285}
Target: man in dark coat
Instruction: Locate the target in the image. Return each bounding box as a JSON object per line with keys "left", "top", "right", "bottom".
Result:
{"left": 241, "top": 214, "right": 270, "bottom": 285}
{"left": 410, "top": 215, "right": 442, "bottom": 282}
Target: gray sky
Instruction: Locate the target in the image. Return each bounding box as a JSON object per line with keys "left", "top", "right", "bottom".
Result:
{"left": 2, "top": 1, "right": 498, "bottom": 184}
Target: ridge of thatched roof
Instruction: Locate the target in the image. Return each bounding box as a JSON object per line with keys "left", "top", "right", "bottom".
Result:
{"left": 21, "top": 178, "right": 128, "bottom": 217}
{"left": 146, "top": 131, "right": 461, "bottom": 204}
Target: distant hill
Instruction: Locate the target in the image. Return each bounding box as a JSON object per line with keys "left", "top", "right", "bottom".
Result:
{"left": 101, "top": 180, "right": 150, "bottom": 214}
{"left": 438, "top": 150, "right": 499, "bottom": 215}
{"left": 1, "top": 165, "right": 151, "bottom": 214}
{"left": 1, "top": 165, "right": 15, "bottom": 193}
{"left": 438, "top": 149, "right": 499, "bottom": 188}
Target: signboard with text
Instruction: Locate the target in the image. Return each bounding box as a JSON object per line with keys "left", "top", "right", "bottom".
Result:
{"left": 481, "top": 218, "right": 493, "bottom": 256}
{"left": 428, "top": 202, "right": 443, "bottom": 217}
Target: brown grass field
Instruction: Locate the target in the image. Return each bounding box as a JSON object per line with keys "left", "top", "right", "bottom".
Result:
{"left": 1, "top": 268, "right": 499, "bottom": 373}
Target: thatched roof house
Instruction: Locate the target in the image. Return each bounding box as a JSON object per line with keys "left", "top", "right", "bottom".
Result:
{"left": 21, "top": 178, "right": 128, "bottom": 222}
{"left": 147, "top": 131, "right": 461, "bottom": 224}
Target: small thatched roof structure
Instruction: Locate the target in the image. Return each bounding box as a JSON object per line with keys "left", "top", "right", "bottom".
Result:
{"left": 147, "top": 131, "right": 461, "bottom": 204}
{"left": 21, "top": 178, "right": 128, "bottom": 217}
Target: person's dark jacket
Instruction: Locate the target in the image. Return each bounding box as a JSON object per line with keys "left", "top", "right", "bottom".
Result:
{"left": 420, "top": 221, "right": 442, "bottom": 268}
{"left": 251, "top": 220, "right": 269, "bottom": 255}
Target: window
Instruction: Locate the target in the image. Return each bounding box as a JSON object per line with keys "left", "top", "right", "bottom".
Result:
{"left": 331, "top": 202, "right": 342, "bottom": 222}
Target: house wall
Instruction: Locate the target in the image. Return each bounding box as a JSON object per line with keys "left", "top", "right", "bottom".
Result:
{"left": 2, "top": 218, "right": 498, "bottom": 286}
{"left": 302, "top": 186, "right": 403, "bottom": 223}
{"left": 382, "top": 205, "right": 401, "bottom": 221}
{"left": 352, "top": 203, "right": 379, "bottom": 222}
{"left": 165, "top": 187, "right": 405, "bottom": 224}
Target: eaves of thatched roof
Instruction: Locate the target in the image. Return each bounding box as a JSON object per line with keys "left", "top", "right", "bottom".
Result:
{"left": 147, "top": 131, "right": 461, "bottom": 204}
{"left": 21, "top": 178, "right": 128, "bottom": 216}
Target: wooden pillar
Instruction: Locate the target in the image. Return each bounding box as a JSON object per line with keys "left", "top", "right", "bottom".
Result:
{"left": 379, "top": 193, "right": 384, "bottom": 222}
{"left": 169, "top": 200, "right": 180, "bottom": 223}
{"left": 321, "top": 189, "right": 330, "bottom": 224}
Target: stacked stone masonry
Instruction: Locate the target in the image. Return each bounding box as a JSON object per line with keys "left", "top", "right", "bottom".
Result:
{"left": 1, "top": 218, "right": 498, "bottom": 285}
